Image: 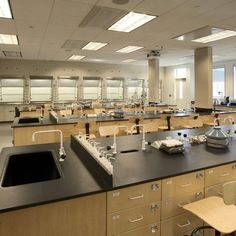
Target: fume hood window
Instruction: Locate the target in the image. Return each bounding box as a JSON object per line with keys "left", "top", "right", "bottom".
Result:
{"left": 106, "top": 79, "right": 124, "bottom": 100}
{"left": 30, "top": 78, "right": 52, "bottom": 102}
{"left": 0, "top": 78, "right": 24, "bottom": 102}
{"left": 127, "top": 79, "right": 144, "bottom": 100}
{"left": 83, "top": 78, "right": 101, "bottom": 99}
{"left": 58, "top": 78, "right": 78, "bottom": 101}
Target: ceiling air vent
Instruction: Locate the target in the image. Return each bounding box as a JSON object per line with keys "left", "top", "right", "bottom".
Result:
{"left": 61, "top": 40, "right": 87, "bottom": 50}
{"left": 3, "top": 51, "right": 22, "bottom": 58}
{"left": 79, "top": 5, "right": 127, "bottom": 29}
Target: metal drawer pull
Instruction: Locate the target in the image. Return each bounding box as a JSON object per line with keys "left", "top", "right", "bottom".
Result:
{"left": 217, "top": 191, "right": 223, "bottom": 196}
{"left": 178, "top": 201, "right": 190, "bottom": 208}
{"left": 176, "top": 220, "right": 191, "bottom": 228}
{"left": 128, "top": 215, "right": 144, "bottom": 223}
{"left": 128, "top": 194, "right": 144, "bottom": 200}
{"left": 220, "top": 173, "right": 230, "bottom": 177}
{"left": 181, "top": 183, "right": 192, "bottom": 188}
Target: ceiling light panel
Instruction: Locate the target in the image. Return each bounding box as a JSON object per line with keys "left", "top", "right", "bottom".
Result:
{"left": 82, "top": 42, "right": 107, "bottom": 50}
{"left": 0, "top": 0, "right": 12, "bottom": 19}
{"left": 122, "top": 59, "right": 136, "bottom": 62}
{"left": 116, "top": 46, "right": 143, "bottom": 53}
{"left": 0, "top": 34, "right": 18, "bottom": 45}
{"left": 68, "top": 55, "right": 85, "bottom": 60}
{"left": 108, "top": 12, "right": 156, "bottom": 32}
{"left": 174, "top": 26, "right": 236, "bottom": 44}
{"left": 3, "top": 51, "right": 22, "bottom": 57}
{"left": 79, "top": 6, "right": 127, "bottom": 29}
{"left": 192, "top": 30, "right": 236, "bottom": 43}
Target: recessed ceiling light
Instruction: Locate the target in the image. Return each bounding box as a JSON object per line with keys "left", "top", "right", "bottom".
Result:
{"left": 192, "top": 30, "right": 236, "bottom": 43}
{"left": 68, "top": 55, "right": 85, "bottom": 60}
{"left": 122, "top": 59, "right": 136, "bottom": 62}
{"left": 0, "top": 0, "right": 12, "bottom": 19}
{"left": 174, "top": 26, "right": 236, "bottom": 44}
{"left": 116, "top": 46, "right": 143, "bottom": 53}
{"left": 108, "top": 12, "right": 156, "bottom": 32}
{"left": 3, "top": 51, "right": 22, "bottom": 57}
{"left": 82, "top": 42, "right": 107, "bottom": 50}
{"left": 0, "top": 34, "right": 18, "bottom": 45}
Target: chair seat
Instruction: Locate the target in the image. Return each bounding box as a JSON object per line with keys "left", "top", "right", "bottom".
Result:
{"left": 183, "top": 196, "right": 236, "bottom": 234}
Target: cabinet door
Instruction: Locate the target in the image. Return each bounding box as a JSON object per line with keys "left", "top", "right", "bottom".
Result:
{"left": 0, "top": 193, "right": 106, "bottom": 236}
{"left": 117, "top": 222, "right": 160, "bottom": 236}
{"left": 161, "top": 212, "right": 203, "bottom": 236}
{"left": 162, "top": 171, "right": 204, "bottom": 198}
{"left": 107, "top": 202, "right": 160, "bottom": 235}
{"left": 205, "top": 163, "right": 236, "bottom": 187}
{"left": 161, "top": 189, "right": 204, "bottom": 220}
{"left": 107, "top": 181, "right": 161, "bottom": 213}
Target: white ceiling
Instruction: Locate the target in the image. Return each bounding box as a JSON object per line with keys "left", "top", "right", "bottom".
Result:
{"left": 0, "top": 0, "right": 236, "bottom": 66}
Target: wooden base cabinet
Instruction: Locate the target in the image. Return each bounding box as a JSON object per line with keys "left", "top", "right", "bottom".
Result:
{"left": 0, "top": 193, "right": 106, "bottom": 236}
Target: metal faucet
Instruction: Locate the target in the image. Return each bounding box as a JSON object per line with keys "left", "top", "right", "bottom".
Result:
{"left": 32, "top": 130, "right": 66, "bottom": 161}
{"left": 111, "top": 126, "right": 129, "bottom": 154}
{"left": 224, "top": 116, "right": 235, "bottom": 137}
{"left": 131, "top": 124, "right": 147, "bottom": 150}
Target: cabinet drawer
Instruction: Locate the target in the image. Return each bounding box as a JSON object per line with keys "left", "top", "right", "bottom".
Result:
{"left": 161, "top": 212, "right": 203, "bottom": 236}
{"left": 205, "top": 163, "right": 236, "bottom": 187}
{"left": 161, "top": 189, "right": 204, "bottom": 220}
{"left": 162, "top": 171, "right": 204, "bottom": 198}
{"left": 116, "top": 222, "right": 160, "bottom": 236}
{"left": 107, "top": 181, "right": 161, "bottom": 213}
{"left": 107, "top": 202, "right": 160, "bottom": 235}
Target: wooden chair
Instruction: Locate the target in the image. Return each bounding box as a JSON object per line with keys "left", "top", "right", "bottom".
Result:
{"left": 158, "top": 114, "right": 174, "bottom": 131}
{"left": 98, "top": 125, "right": 119, "bottom": 137}
{"left": 143, "top": 122, "right": 158, "bottom": 133}
{"left": 183, "top": 114, "right": 203, "bottom": 129}
{"left": 183, "top": 180, "right": 236, "bottom": 236}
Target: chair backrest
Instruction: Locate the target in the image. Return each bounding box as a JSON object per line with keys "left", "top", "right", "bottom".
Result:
{"left": 99, "top": 125, "right": 119, "bottom": 137}
{"left": 223, "top": 180, "right": 236, "bottom": 205}
{"left": 143, "top": 122, "right": 158, "bottom": 133}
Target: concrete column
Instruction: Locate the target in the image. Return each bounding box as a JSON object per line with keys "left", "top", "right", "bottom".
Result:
{"left": 194, "top": 47, "right": 212, "bottom": 111}
{"left": 148, "top": 58, "right": 159, "bottom": 102}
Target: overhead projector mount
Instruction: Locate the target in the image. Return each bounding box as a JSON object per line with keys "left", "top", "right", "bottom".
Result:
{"left": 147, "top": 46, "right": 163, "bottom": 59}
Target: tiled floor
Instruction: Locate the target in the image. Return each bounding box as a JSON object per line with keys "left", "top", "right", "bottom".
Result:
{"left": 0, "top": 123, "right": 13, "bottom": 152}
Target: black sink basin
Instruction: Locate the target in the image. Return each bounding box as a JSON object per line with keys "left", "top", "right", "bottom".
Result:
{"left": 18, "top": 117, "right": 40, "bottom": 124}
{"left": 1, "top": 151, "right": 61, "bottom": 187}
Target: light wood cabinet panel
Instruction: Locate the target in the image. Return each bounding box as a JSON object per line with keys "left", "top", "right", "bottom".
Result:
{"left": 13, "top": 125, "right": 56, "bottom": 146}
{"left": 0, "top": 193, "right": 106, "bottom": 236}
{"left": 116, "top": 222, "right": 160, "bottom": 236}
{"left": 205, "top": 183, "right": 223, "bottom": 198}
{"left": 205, "top": 163, "right": 236, "bottom": 187}
{"left": 107, "top": 181, "right": 161, "bottom": 213}
{"left": 161, "top": 212, "right": 203, "bottom": 236}
{"left": 107, "top": 202, "right": 160, "bottom": 235}
{"left": 161, "top": 189, "right": 204, "bottom": 220}
{"left": 56, "top": 124, "right": 80, "bottom": 142}
{"left": 162, "top": 171, "right": 204, "bottom": 198}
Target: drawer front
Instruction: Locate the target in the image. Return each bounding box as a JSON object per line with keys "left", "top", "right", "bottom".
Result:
{"left": 107, "top": 202, "right": 160, "bottom": 235}
{"left": 205, "top": 183, "right": 223, "bottom": 197}
{"left": 107, "top": 181, "right": 161, "bottom": 213}
{"left": 205, "top": 163, "right": 236, "bottom": 187}
{"left": 162, "top": 171, "right": 204, "bottom": 198}
{"left": 161, "top": 212, "right": 203, "bottom": 236}
{"left": 117, "top": 222, "right": 160, "bottom": 236}
{"left": 161, "top": 189, "right": 204, "bottom": 220}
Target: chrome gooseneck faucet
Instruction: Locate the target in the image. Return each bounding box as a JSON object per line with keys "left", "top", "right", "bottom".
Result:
{"left": 111, "top": 126, "right": 129, "bottom": 154}
{"left": 131, "top": 124, "right": 147, "bottom": 150}
{"left": 32, "top": 130, "right": 66, "bottom": 161}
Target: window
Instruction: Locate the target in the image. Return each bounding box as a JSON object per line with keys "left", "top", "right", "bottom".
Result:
{"left": 0, "top": 76, "right": 24, "bottom": 102}
{"left": 234, "top": 66, "right": 236, "bottom": 99}
{"left": 213, "top": 67, "right": 225, "bottom": 98}
{"left": 58, "top": 77, "right": 78, "bottom": 101}
{"left": 83, "top": 77, "right": 101, "bottom": 99}
{"left": 30, "top": 76, "right": 52, "bottom": 102}
{"left": 174, "top": 68, "right": 187, "bottom": 79}
{"left": 127, "top": 79, "right": 144, "bottom": 100}
{"left": 106, "top": 78, "right": 124, "bottom": 100}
